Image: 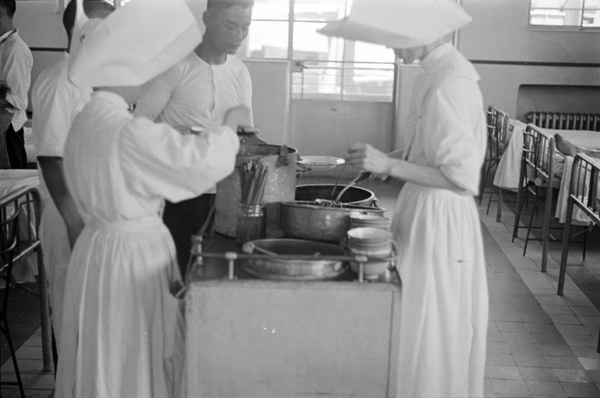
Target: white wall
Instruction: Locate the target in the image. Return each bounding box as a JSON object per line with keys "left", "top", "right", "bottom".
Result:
{"left": 243, "top": 60, "right": 290, "bottom": 145}
{"left": 14, "top": 1, "right": 67, "bottom": 111}
{"left": 473, "top": 64, "right": 600, "bottom": 120}
{"left": 460, "top": 0, "right": 600, "bottom": 64}
{"left": 459, "top": 0, "right": 600, "bottom": 120}
{"left": 290, "top": 99, "right": 393, "bottom": 171}
{"left": 15, "top": 1, "right": 66, "bottom": 49}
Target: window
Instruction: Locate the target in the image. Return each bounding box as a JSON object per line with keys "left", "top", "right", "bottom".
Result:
{"left": 238, "top": 0, "right": 395, "bottom": 102}
{"left": 529, "top": 0, "right": 600, "bottom": 29}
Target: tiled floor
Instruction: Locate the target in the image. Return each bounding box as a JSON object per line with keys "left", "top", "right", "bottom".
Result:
{"left": 480, "top": 188, "right": 600, "bottom": 398}
{"left": 1, "top": 328, "right": 54, "bottom": 398}
{"left": 1, "top": 175, "right": 599, "bottom": 398}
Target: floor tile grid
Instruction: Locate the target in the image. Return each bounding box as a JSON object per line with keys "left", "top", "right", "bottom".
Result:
{"left": 480, "top": 199, "right": 600, "bottom": 397}
{"left": 1, "top": 327, "right": 54, "bottom": 398}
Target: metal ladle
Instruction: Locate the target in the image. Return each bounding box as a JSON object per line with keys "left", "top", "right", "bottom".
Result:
{"left": 334, "top": 171, "right": 371, "bottom": 202}
{"left": 242, "top": 241, "right": 277, "bottom": 256}
{"left": 329, "top": 162, "right": 348, "bottom": 198}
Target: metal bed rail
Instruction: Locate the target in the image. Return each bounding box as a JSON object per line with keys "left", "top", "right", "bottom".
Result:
{"left": 557, "top": 153, "right": 600, "bottom": 296}
{"left": 0, "top": 186, "right": 52, "bottom": 372}
{"left": 512, "top": 124, "right": 558, "bottom": 273}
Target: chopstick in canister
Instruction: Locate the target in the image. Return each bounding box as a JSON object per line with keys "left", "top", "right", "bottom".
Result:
{"left": 253, "top": 166, "right": 268, "bottom": 205}
{"left": 239, "top": 160, "right": 268, "bottom": 205}
{"left": 239, "top": 162, "right": 249, "bottom": 204}
{"left": 249, "top": 163, "right": 267, "bottom": 205}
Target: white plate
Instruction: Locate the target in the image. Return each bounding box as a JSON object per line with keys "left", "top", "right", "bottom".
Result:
{"left": 297, "top": 156, "right": 345, "bottom": 170}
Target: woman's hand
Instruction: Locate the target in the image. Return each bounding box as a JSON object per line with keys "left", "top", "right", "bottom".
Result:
{"left": 346, "top": 142, "right": 461, "bottom": 191}
{"left": 346, "top": 142, "right": 393, "bottom": 175}
{"left": 223, "top": 106, "right": 253, "bottom": 132}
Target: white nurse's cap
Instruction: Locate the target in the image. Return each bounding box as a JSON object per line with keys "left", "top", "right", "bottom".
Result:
{"left": 318, "top": 0, "right": 472, "bottom": 49}
{"left": 68, "top": 0, "right": 204, "bottom": 87}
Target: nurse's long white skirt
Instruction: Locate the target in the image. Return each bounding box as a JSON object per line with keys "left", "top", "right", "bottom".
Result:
{"left": 55, "top": 217, "right": 182, "bottom": 398}
{"left": 392, "top": 183, "right": 488, "bottom": 398}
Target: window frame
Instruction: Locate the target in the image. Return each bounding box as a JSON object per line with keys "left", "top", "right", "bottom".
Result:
{"left": 239, "top": 0, "right": 396, "bottom": 102}
{"left": 528, "top": 0, "right": 600, "bottom": 32}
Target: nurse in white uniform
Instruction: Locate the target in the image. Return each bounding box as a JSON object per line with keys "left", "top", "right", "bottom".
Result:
{"left": 320, "top": 1, "right": 489, "bottom": 397}
{"left": 32, "top": 1, "right": 112, "bottom": 362}
{"left": 55, "top": 1, "right": 250, "bottom": 397}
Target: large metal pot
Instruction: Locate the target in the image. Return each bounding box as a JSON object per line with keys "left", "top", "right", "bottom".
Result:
{"left": 242, "top": 239, "right": 347, "bottom": 280}
{"left": 280, "top": 201, "right": 385, "bottom": 243}
{"left": 295, "top": 184, "right": 377, "bottom": 206}
{"left": 215, "top": 144, "right": 297, "bottom": 238}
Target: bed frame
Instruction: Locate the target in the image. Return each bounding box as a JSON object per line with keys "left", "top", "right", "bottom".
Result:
{"left": 0, "top": 186, "right": 52, "bottom": 372}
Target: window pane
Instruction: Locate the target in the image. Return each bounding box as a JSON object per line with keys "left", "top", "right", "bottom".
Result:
{"left": 531, "top": 0, "right": 574, "bottom": 6}
{"left": 583, "top": 0, "right": 600, "bottom": 26}
{"left": 530, "top": 0, "right": 585, "bottom": 26}
{"left": 294, "top": 0, "right": 350, "bottom": 22}
{"left": 347, "top": 41, "right": 395, "bottom": 64}
{"left": 293, "top": 21, "right": 343, "bottom": 61}
{"left": 343, "top": 63, "right": 394, "bottom": 102}
{"left": 292, "top": 61, "right": 393, "bottom": 102}
{"left": 240, "top": 21, "right": 289, "bottom": 59}
{"left": 252, "top": 0, "right": 290, "bottom": 21}
{"left": 247, "top": 0, "right": 395, "bottom": 102}
{"left": 292, "top": 61, "right": 342, "bottom": 99}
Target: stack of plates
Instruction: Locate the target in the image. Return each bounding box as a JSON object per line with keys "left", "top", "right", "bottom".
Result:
{"left": 346, "top": 227, "right": 393, "bottom": 280}
{"left": 349, "top": 213, "right": 391, "bottom": 230}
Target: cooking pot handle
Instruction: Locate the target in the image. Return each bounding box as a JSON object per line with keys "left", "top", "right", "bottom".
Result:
{"left": 388, "top": 241, "right": 401, "bottom": 284}
{"left": 275, "top": 145, "right": 290, "bottom": 168}
{"left": 183, "top": 205, "right": 216, "bottom": 287}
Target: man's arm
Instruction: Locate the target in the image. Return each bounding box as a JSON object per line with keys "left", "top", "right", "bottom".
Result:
{"left": 240, "top": 66, "right": 254, "bottom": 126}
{"left": 0, "top": 84, "right": 15, "bottom": 111}
{"left": 133, "top": 72, "right": 173, "bottom": 121}
{"left": 37, "top": 156, "right": 84, "bottom": 248}
{"left": 4, "top": 41, "right": 32, "bottom": 113}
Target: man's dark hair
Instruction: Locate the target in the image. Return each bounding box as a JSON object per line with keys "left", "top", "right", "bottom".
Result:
{"left": 63, "top": 0, "right": 77, "bottom": 36}
{"left": 207, "top": 0, "right": 254, "bottom": 12}
{"left": 63, "top": 1, "right": 114, "bottom": 40}
{"left": 0, "top": 0, "right": 16, "bottom": 19}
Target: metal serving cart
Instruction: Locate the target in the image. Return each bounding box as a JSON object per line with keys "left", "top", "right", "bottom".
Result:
{"left": 183, "top": 234, "right": 402, "bottom": 398}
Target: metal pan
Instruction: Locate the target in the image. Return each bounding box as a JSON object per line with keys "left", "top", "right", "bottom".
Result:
{"left": 280, "top": 201, "right": 385, "bottom": 243}
{"left": 242, "top": 239, "right": 348, "bottom": 280}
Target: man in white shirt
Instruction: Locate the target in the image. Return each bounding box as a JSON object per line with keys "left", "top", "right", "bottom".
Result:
{"left": 31, "top": 0, "right": 113, "bottom": 369}
{"left": 0, "top": 0, "right": 32, "bottom": 169}
{"left": 134, "top": 0, "right": 255, "bottom": 274}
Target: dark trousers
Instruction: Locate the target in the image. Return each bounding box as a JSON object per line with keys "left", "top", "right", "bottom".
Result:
{"left": 162, "top": 194, "right": 215, "bottom": 277}
{"left": 5, "top": 124, "right": 26, "bottom": 169}
{"left": 52, "top": 326, "right": 58, "bottom": 378}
